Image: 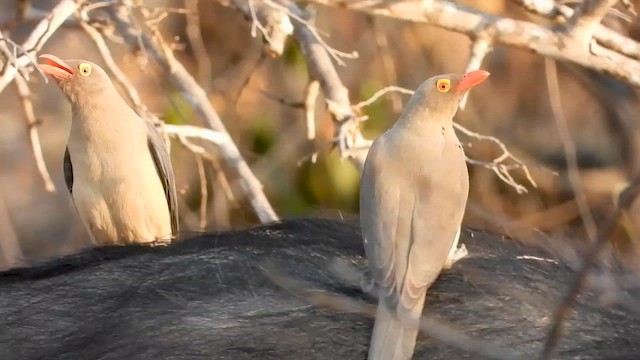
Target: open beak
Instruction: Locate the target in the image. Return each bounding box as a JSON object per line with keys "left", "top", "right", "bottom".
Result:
{"left": 38, "top": 54, "right": 73, "bottom": 80}
{"left": 455, "top": 69, "right": 490, "bottom": 93}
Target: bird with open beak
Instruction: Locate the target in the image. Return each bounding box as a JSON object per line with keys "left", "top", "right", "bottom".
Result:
{"left": 360, "top": 70, "right": 490, "bottom": 360}
{"left": 38, "top": 54, "right": 179, "bottom": 246}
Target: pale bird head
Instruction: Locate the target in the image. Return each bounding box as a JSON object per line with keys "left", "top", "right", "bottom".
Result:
{"left": 37, "top": 54, "right": 113, "bottom": 106}
{"left": 406, "top": 70, "right": 490, "bottom": 119}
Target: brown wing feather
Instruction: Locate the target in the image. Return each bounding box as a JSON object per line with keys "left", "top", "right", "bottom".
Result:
{"left": 63, "top": 147, "right": 73, "bottom": 194}
{"left": 145, "top": 121, "right": 179, "bottom": 237}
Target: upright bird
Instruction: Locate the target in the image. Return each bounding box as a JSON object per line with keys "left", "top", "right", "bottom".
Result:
{"left": 38, "top": 54, "right": 179, "bottom": 246}
{"left": 360, "top": 70, "right": 490, "bottom": 360}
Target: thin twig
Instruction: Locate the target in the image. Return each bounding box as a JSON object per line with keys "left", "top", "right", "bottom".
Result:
{"left": 303, "top": 80, "right": 319, "bottom": 140}
{"left": 299, "top": 0, "right": 640, "bottom": 86}
{"left": 369, "top": 16, "right": 402, "bottom": 113}
{"left": 0, "top": 0, "right": 79, "bottom": 93}
{"left": 195, "top": 154, "right": 208, "bottom": 230}
{"left": 544, "top": 58, "right": 597, "bottom": 241}
{"left": 540, "top": 176, "right": 640, "bottom": 360}
{"left": 266, "top": 0, "right": 358, "bottom": 66}
{"left": 184, "top": 0, "right": 212, "bottom": 91}
{"left": 459, "top": 37, "right": 492, "bottom": 110}
{"left": 228, "top": 0, "right": 293, "bottom": 56}
{"left": 13, "top": 74, "right": 56, "bottom": 192}
{"left": 567, "top": 0, "right": 619, "bottom": 48}
{"left": 0, "top": 191, "right": 22, "bottom": 271}
{"left": 352, "top": 86, "right": 414, "bottom": 110}
{"left": 174, "top": 131, "right": 237, "bottom": 206}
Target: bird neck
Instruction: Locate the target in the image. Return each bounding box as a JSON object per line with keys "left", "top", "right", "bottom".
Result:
{"left": 395, "top": 107, "right": 454, "bottom": 133}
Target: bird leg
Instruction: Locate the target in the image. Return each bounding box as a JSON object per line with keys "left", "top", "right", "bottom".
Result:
{"left": 443, "top": 227, "right": 469, "bottom": 270}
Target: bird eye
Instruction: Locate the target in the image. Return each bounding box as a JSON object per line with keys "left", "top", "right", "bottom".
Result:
{"left": 436, "top": 79, "right": 450, "bottom": 93}
{"left": 78, "top": 63, "right": 92, "bottom": 77}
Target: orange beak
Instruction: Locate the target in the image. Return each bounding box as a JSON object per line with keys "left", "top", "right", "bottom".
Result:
{"left": 455, "top": 69, "right": 490, "bottom": 93}
{"left": 38, "top": 54, "right": 73, "bottom": 79}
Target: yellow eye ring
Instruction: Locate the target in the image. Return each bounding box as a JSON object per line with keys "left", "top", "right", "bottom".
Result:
{"left": 78, "top": 63, "right": 92, "bottom": 77}
{"left": 436, "top": 79, "right": 450, "bottom": 93}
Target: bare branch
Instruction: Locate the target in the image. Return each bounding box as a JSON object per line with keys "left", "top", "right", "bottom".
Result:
{"left": 13, "top": 75, "right": 56, "bottom": 193}
{"left": 184, "top": 0, "right": 212, "bottom": 91}
{"left": 511, "top": 0, "right": 640, "bottom": 61}
{"left": 370, "top": 17, "right": 402, "bottom": 113}
{"left": 0, "top": 192, "right": 22, "bottom": 271}
{"left": 302, "top": 0, "right": 640, "bottom": 86}
{"left": 0, "top": 0, "right": 79, "bottom": 93}
{"left": 544, "top": 58, "right": 597, "bottom": 241}
{"left": 567, "top": 0, "right": 619, "bottom": 47}
{"left": 196, "top": 154, "right": 208, "bottom": 230}
{"left": 540, "top": 176, "right": 640, "bottom": 360}
{"left": 352, "top": 86, "right": 414, "bottom": 110}
{"left": 227, "top": 0, "right": 293, "bottom": 56}
{"left": 303, "top": 80, "right": 320, "bottom": 140}
{"left": 105, "top": 1, "right": 278, "bottom": 223}
{"left": 509, "top": 0, "right": 562, "bottom": 18}
{"left": 459, "top": 37, "right": 492, "bottom": 110}
{"left": 173, "top": 130, "right": 238, "bottom": 207}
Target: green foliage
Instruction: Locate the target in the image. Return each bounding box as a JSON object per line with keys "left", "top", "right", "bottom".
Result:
{"left": 249, "top": 116, "right": 276, "bottom": 155}
{"left": 163, "top": 91, "right": 194, "bottom": 125}
{"left": 282, "top": 40, "right": 308, "bottom": 77}
{"left": 297, "top": 150, "right": 360, "bottom": 213}
{"left": 357, "top": 79, "right": 392, "bottom": 139}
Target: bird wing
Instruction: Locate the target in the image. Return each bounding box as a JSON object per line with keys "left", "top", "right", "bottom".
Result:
{"left": 63, "top": 146, "right": 73, "bottom": 194}
{"left": 145, "top": 121, "right": 179, "bottom": 237}
{"left": 360, "top": 136, "right": 461, "bottom": 313}
{"left": 360, "top": 137, "right": 416, "bottom": 310}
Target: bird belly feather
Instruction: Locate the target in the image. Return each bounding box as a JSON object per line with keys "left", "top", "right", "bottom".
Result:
{"left": 70, "top": 144, "right": 172, "bottom": 245}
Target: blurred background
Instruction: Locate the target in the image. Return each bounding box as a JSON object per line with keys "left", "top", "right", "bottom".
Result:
{"left": 1, "top": 0, "right": 640, "bottom": 270}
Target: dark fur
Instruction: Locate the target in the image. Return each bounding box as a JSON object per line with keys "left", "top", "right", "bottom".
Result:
{"left": 1, "top": 218, "right": 638, "bottom": 359}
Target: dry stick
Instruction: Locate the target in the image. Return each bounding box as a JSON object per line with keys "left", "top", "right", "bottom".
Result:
{"left": 174, "top": 132, "right": 237, "bottom": 205}
{"left": 544, "top": 58, "right": 598, "bottom": 241}
{"left": 184, "top": 0, "right": 212, "bottom": 91}
{"left": 13, "top": 75, "right": 56, "bottom": 192}
{"left": 352, "top": 86, "right": 414, "bottom": 110}
{"left": 195, "top": 154, "right": 208, "bottom": 230}
{"left": 0, "top": 0, "right": 79, "bottom": 93}
{"left": 301, "top": 0, "right": 640, "bottom": 86}
{"left": 229, "top": 0, "right": 293, "bottom": 56}
{"left": 264, "top": 0, "right": 358, "bottom": 65}
{"left": 459, "top": 37, "right": 492, "bottom": 110}
{"left": 0, "top": 28, "right": 56, "bottom": 193}
{"left": 275, "top": 0, "right": 371, "bottom": 169}
{"left": 303, "top": 80, "right": 319, "bottom": 140}
{"left": 539, "top": 176, "right": 640, "bottom": 360}
{"left": 510, "top": 0, "right": 640, "bottom": 61}
{"left": 223, "top": 0, "right": 368, "bottom": 168}
{"left": 369, "top": 16, "right": 402, "bottom": 113}
{"left": 0, "top": 191, "right": 22, "bottom": 271}
{"left": 567, "top": 0, "right": 620, "bottom": 47}
{"left": 107, "top": 1, "right": 277, "bottom": 223}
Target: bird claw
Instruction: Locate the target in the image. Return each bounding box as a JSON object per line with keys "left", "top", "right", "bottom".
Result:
{"left": 443, "top": 243, "right": 468, "bottom": 270}
{"left": 147, "top": 238, "right": 172, "bottom": 247}
{"left": 329, "top": 258, "right": 376, "bottom": 295}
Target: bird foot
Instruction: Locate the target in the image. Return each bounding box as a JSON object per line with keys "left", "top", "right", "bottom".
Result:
{"left": 147, "top": 238, "right": 172, "bottom": 247}
{"left": 443, "top": 243, "right": 468, "bottom": 270}
{"left": 329, "top": 258, "right": 376, "bottom": 295}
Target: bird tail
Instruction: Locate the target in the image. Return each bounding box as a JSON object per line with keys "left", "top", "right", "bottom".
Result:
{"left": 367, "top": 293, "right": 426, "bottom": 360}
